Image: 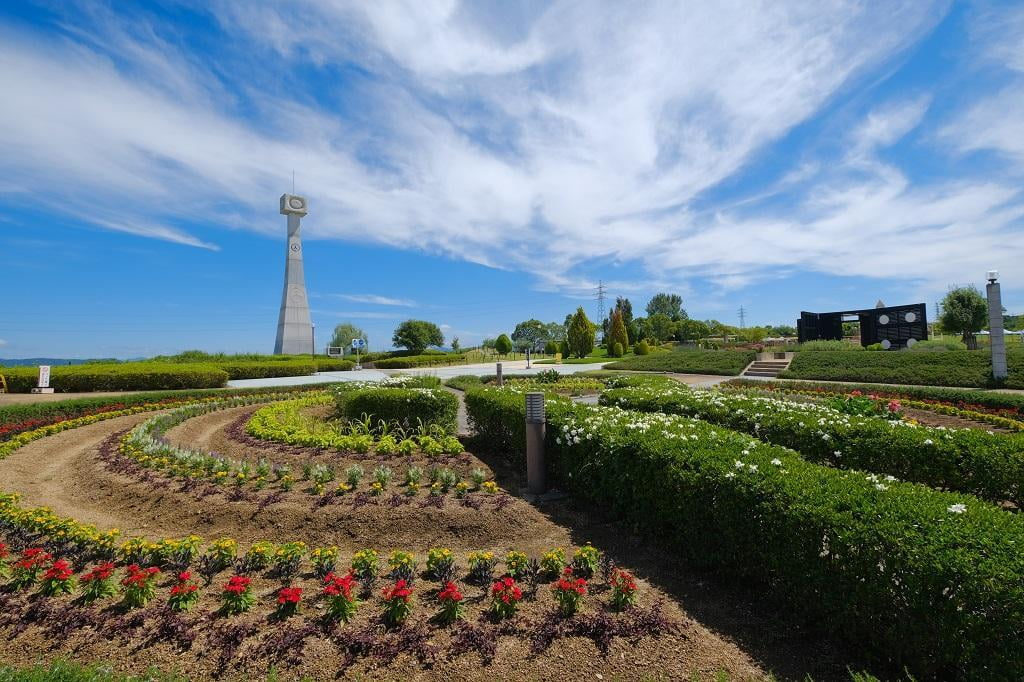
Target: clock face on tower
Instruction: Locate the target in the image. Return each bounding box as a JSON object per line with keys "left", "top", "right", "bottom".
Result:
{"left": 289, "top": 243, "right": 300, "bottom": 253}
{"left": 289, "top": 197, "right": 304, "bottom": 210}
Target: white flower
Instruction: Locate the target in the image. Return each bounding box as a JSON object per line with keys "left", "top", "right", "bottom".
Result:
{"left": 924, "top": 439, "right": 933, "bottom": 445}
{"left": 770, "top": 458, "right": 782, "bottom": 466}
{"left": 555, "top": 438, "right": 562, "bottom": 445}
{"left": 947, "top": 503, "right": 967, "bottom": 514}
{"left": 747, "top": 464, "right": 758, "bottom": 472}
{"left": 875, "top": 484, "right": 888, "bottom": 491}
{"left": 884, "top": 475, "right": 897, "bottom": 482}
{"left": 724, "top": 472, "right": 736, "bottom": 479}
{"left": 735, "top": 460, "right": 744, "bottom": 469}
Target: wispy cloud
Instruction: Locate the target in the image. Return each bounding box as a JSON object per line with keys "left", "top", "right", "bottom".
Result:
{"left": 328, "top": 294, "right": 415, "bottom": 306}
{"left": 6, "top": 0, "right": 1022, "bottom": 299}
{"left": 310, "top": 310, "right": 404, "bottom": 320}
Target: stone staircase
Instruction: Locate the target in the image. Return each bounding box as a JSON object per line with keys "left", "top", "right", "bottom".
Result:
{"left": 742, "top": 355, "right": 792, "bottom": 378}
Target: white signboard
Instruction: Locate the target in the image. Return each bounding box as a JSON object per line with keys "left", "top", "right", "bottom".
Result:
{"left": 351, "top": 338, "right": 366, "bottom": 350}
{"left": 38, "top": 365, "right": 51, "bottom": 389}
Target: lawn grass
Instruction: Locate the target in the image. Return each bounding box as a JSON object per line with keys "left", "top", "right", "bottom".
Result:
{"left": 781, "top": 347, "right": 1024, "bottom": 388}
{"left": 604, "top": 350, "right": 755, "bottom": 375}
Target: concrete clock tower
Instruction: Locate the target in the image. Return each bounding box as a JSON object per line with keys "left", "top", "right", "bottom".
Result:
{"left": 274, "top": 193, "right": 314, "bottom": 355}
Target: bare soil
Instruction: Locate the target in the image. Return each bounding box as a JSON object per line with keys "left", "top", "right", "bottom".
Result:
{"left": 901, "top": 406, "right": 1014, "bottom": 433}
{"left": 0, "top": 403, "right": 858, "bottom": 680}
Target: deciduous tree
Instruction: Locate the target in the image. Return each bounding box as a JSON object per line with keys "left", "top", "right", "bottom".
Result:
{"left": 392, "top": 320, "right": 444, "bottom": 354}
{"left": 940, "top": 287, "right": 988, "bottom": 350}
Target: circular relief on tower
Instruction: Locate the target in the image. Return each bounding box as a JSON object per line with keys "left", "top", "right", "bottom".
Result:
{"left": 878, "top": 314, "right": 890, "bottom": 325}
{"left": 288, "top": 286, "right": 306, "bottom": 304}
{"left": 907, "top": 338, "right": 917, "bottom": 347}
{"left": 290, "top": 243, "right": 300, "bottom": 252}
{"left": 905, "top": 312, "right": 916, "bottom": 323}
{"left": 881, "top": 339, "right": 892, "bottom": 350}
{"left": 289, "top": 197, "right": 304, "bottom": 210}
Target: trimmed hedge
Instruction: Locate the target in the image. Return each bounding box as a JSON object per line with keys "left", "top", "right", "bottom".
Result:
{"left": 604, "top": 350, "right": 754, "bottom": 375}
{"left": 0, "top": 363, "right": 228, "bottom": 393}
{"left": 445, "top": 375, "right": 486, "bottom": 391}
{"left": 218, "top": 360, "right": 317, "bottom": 379}
{"left": 315, "top": 359, "right": 356, "bottom": 372}
{"left": 725, "top": 378, "right": 1024, "bottom": 414}
{"left": 465, "top": 387, "right": 1024, "bottom": 679}
{"left": 372, "top": 353, "right": 468, "bottom": 369}
{"left": 781, "top": 349, "right": 1024, "bottom": 388}
{"left": 338, "top": 388, "right": 458, "bottom": 433}
{"left": 601, "top": 382, "right": 1024, "bottom": 506}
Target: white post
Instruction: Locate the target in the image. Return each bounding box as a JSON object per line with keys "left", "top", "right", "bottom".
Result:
{"left": 987, "top": 271, "right": 1008, "bottom": 381}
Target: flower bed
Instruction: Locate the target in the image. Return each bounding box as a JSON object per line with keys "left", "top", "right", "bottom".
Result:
{"left": 371, "top": 353, "right": 468, "bottom": 369}
{"left": 600, "top": 381, "right": 1024, "bottom": 506}
{"left": 725, "top": 377, "right": 1024, "bottom": 418}
{"left": 465, "top": 387, "right": 1024, "bottom": 679}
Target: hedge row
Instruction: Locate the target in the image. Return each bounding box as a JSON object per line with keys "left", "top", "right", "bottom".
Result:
{"left": 372, "top": 353, "right": 468, "bottom": 369}
{"left": 337, "top": 387, "right": 458, "bottom": 433}
{"left": 0, "top": 363, "right": 229, "bottom": 393}
{"left": 0, "top": 384, "right": 337, "bottom": 440}
{"left": 0, "top": 358, "right": 356, "bottom": 392}
{"left": 464, "top": 387, "right": 1024, "bottom": 679}
{"left": 604, "top": 349, "right": 755, "bottom": 375}
{"left": 780, "top": 349, "right": 1024, "bottom": 388}
{"left": 601, "top": 381, "right": 1024, "bottom": 506}
{"left": 725, "top": 378, "right": 1024, "bottom": 414}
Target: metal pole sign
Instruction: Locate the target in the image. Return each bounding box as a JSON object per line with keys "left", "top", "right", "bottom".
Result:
{"left": 525, "top": 392, "right": 546, "bottom": 494}
{"left": 351, "top": 338, "right": 366, "bottom": 370}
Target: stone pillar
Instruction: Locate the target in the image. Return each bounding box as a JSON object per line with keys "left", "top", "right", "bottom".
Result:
{"left": 987, "top": 274, "right": 1008, "bottom": 381}
{"left": 274, "top": 194, "right": 314, "bottom": 355}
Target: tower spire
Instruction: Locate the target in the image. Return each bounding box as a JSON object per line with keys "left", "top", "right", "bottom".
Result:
{"left": 274, "top": 192, "right": 314, "bottom": 355}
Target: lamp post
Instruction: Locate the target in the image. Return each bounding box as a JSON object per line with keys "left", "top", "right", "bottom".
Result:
{"left": 986, "top": 271, "right": 1008, "bottom": 381}
{"left": 525, "top": 392, "right": 546, "bottom": 495}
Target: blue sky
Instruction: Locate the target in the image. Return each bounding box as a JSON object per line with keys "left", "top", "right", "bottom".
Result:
{"left": 1, "top": 0, "right": 1023, "bottom": 357}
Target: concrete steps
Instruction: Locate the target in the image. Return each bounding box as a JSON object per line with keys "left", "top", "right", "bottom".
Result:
{"left": 742, "top": 359, "right": 791, "bottom": 378}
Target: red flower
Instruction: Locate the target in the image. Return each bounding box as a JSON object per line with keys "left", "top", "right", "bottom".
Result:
{"left": 438, "top": 582, "right": 463, "bottom": 603}
{"left": 81, "top": 562, "right": 115, "bottom": 582}
{"left": 278, "top": 586, "right": 302, "bottom": 604}
{"left": 43, "top": 559, "right": 74, "bottom": 581}
{"left": 223, "top": 575, "right": 251, "bottom": 595}
{"left": 491, "top": 577, "right": 522, "bottom": 603}
{"left": 121, "top": 564, "right": 160, "bottom": 587}
{"left": 554, "top": 576, "right": 588, "bottom": 596}
{"left": 382, "top": 579, "right": 412, "bottom": 602}
{"left": 323, "top": 571, "right": 356, "bottom": 599}
{"left": 176, "top": 570, "right": 192, "bottom": 583}
{"left": 0, "top": 542, "right": 8, "bottom": 559}
{"left": 170, "top": 583, "right": 198, "bottom": 596}
{"left": 850, "top": 390, "right": 863, "bottom": 397}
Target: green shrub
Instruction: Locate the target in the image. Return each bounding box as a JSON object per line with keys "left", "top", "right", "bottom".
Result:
{"left": 909, "top": 339, "right": 968, "bottom": 352}
{"left": 338, "top": 388, "right": 458, "bottom": 433}
{"left": 634, "top": 340, "right": 650, "bottom": 355}
{"left": 444, "top": 375, "right": 485, "bottom": 391}
{"left": 611, "top": 342, "right": 623, "bottom": 358}
{"left": 604, "top": 350, "right": 754, "bottom": 375}
{"left": 797, "top": 340, "right": 864, "bottom": 351}
{"left": 372, "top": 353, "right": 468, "bottom": 369}
{"left": 464, "top": 388, "right": 1024, "bottom": 679}
{"left": 781, "top": 350, "right": 998, "bottom": 387}
{"left": 0, "top": 363, "right": 228, "bottom": 393}
{"left": 602, "top": 383, "right": 1024, "bottom": 506}
{"left": 217, "top": 360, "right": 317, "bottom": 379}
{"left": 315, "top": 359, "right": 356, "bottom": 372}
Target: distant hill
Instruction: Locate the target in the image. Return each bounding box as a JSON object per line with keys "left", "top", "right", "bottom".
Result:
{"left": 0, "top": 358, "right": 121, "bottom": 367}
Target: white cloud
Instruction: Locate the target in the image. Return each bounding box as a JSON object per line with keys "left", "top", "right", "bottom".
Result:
{"left": 0, "top": 339, "right": 7, "bottom": 347}
{"left": 330, "top": 294, "right": 415, "bottom": 306}
{"left": 7, "top": 0, "right": 1021, "bottom": 299}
